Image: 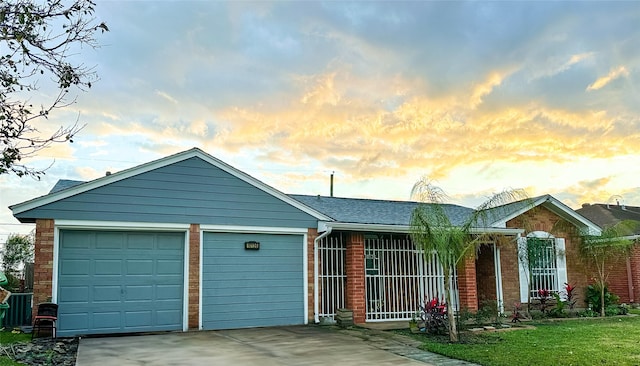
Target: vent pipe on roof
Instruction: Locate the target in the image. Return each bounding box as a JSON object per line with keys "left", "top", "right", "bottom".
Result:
{"left": 330, "top": 171, "right": 334, "bottom": 197}
{"left": 105, "top": 171, "right": 112, "bottom": 176}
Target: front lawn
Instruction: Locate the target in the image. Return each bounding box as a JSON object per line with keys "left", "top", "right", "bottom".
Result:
{"left": 0, "top": 329, "right": 30, "bottom": 366}
{"left": 402, "top": 316, "right": 640, "bottom": 366}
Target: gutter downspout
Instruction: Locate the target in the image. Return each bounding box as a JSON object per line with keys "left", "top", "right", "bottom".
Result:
{"left": 314, "top": 226, "right": 333, "bottom": 324}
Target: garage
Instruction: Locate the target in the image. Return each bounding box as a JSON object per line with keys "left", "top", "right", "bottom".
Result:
{"left": 56, "top": 230, "right": 185, "bottom": 337}
{"left": 201, "top": 232, "right": 305, "bottom": 330}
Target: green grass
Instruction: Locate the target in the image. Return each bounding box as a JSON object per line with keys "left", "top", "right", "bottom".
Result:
{"left": 401, "top": 316, "right": 640, "bottom": 366}
{"left": 0, "top": 329, "right": 30, "bottom": 366}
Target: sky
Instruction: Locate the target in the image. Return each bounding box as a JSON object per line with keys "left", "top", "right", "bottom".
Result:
{"left": 1, "top": 1, "right": 639, "bottom": 243}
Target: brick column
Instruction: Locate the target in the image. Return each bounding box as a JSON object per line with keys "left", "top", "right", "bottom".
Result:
{"left": 307, "top": 228, "right": 318, "bottom": 323}
{"left": 32, "top": 219, "right": 54, "bottom": 320}
{"left": 630, "top": 246, "right": 640, "bottom": 304}
{"left": 456, "top": 253, "right": 478, "bottom": 311}
{"left": 346, "top": 232, "right": 366, "bottom": 324}
{"left": 188, "top": 224, "right": 200, "bottom": 329}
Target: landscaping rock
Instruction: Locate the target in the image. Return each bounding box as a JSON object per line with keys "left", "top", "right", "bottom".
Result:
{"left": 2, "top": 337, "right": 78, "bottom": 366}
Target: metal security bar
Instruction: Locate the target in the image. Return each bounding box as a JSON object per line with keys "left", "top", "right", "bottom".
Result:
{"left": 365, "top": 235, "right": 458, "bottom": 321}
{"left": 530, "top": 239, "right": 558, "bottom": 298}
{"left": 317, "top": 233, "right": 347, "bottom": 322}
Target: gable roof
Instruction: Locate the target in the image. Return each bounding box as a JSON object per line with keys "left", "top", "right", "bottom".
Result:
{"left": 576, "top": 203, "right": 640, "bottom": 235}
{"left": 10, "top": 148, "right": 332, "bottom": 222}
{"left": 486, "top": 194, "right": 602, "bottom": 235}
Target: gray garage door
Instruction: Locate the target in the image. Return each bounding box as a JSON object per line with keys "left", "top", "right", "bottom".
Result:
{"left": 202, "top": 232, "right": 304, "bottom": 330}
{"left": 57, "top": 230, "right": 185, "bottom": 337}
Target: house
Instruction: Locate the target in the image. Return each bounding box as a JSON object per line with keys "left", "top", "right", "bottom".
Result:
{"left": 10, "top": 148, "right": 603, "bottom": 337}
{"left": 576, "top": 203, "right": 640, "bottom": 304}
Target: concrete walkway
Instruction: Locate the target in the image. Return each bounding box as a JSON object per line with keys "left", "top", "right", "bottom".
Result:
{"left": 76, "top": 325, "right": 478, "bottom": 366}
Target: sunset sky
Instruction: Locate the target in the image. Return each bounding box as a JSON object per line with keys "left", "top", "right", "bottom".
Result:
{"left": 1, "top": 1, "right": 639, "bottom": 242}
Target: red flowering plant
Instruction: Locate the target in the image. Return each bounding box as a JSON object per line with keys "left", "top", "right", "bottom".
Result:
{"left": 536, "top": 288, "right": 553, "bottom": 314}
{"left": 563, "top": 283, "right": 577, "bottom": 310}
{"left": 511, "top": 302, "right": 523, "bottom": 323}
{"left": 419, "top": 296, "right": 448, "bottom": 335}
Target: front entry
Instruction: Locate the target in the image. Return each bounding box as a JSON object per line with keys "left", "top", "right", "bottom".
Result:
{"left": 475, "top": 243, "right": 503, "bottom": 312}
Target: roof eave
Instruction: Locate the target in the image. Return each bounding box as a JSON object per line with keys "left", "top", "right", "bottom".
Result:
{"left": 489, "top": 195, "right": 602, "bottom": 235}
{"left": 319, "top": 221, "right": 523, "bottom": 235}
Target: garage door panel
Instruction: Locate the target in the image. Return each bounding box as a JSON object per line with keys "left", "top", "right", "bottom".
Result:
{"left": 95, "top": 260, "right": 123, "bottom": 275}
{"left": 59, "top": 286, "right": 89, "bottom": 302}
{"left": 59, "top": 259, "right": 91, "bottom": 275}
{"left": 96, "top": 233, "right": 125, "bottom": 249}
{"left": 57, "top": 230, "right": 185, "bottom": 337}
{"left": 203, "top": 293, "right": 304, "bottom": 307}
{"left": 157, "top": 259, "right": 183, "bottom": 274}
{"left": 156, "top": 310, "right": 182, "bottom": 325}
{"left": 126, "top": 260, "right": 153, "bottom": 275}
{"left": 202, "top": 285, "right": 299, "bottom": 297}
{"left": 201, "top": 232, "right": 304, "bottom": 330}
{"left": 92, "top": 285, "right": 121, "bottom": 302}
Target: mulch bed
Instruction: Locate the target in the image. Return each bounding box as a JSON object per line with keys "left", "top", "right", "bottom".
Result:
{"left": 1, "top": 337, "right": 78, "bottom": 366}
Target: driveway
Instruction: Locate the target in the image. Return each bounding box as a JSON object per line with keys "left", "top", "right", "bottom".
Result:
{"left": 75, "top": 325, "right": 463, "bottom": 366}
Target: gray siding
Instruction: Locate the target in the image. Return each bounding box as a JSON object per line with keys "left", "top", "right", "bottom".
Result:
{"left": 16, "top": 157, "right": 317, "bottom": 228}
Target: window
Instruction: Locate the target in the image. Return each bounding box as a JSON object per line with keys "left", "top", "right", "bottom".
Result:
{"left": 517, "top": 232, "right": 567, "bottom": 302}
{"left": 528, "top": 237, "right": 558, "bottom": 298}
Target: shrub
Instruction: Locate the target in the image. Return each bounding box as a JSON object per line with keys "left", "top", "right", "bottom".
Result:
{"left": 476, "top": 299, "right": 499, "bottom": 325}
{"left": 535, "top": 289, "right": 554, "bottom": 314}
{"left": 585, "top": 284, "right": 619, "bottom": 314}
{"left": 419, "top": 297, "right": 448, "bottom": 335}
{"left": 548, "top": 293, "right": 568, "bottom": 318}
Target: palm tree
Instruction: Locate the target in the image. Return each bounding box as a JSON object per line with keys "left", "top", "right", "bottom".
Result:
{"left": 578, "top": 220, "right": 639, "bottom": 317}
{"left": 410, "top": 177, "right": 529, "bottom": 342}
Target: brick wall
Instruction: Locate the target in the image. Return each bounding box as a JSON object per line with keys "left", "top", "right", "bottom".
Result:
{"left": 504, "top": 206, "right": 591, "bottom": 307}
{"left": 475, "top": 245, "right": 497, "bottom": 305}
{"left": 307, "top": 228, "right": 318, "bottom": 323}
{"left": 457, "top": 253, "right": 478, "bottom": 311}
{"left": 497, "top": 235, "right": 521, "bottom": 309}
{"left": 629, "top": 246, "right": 640, "bottom": 304}
{"left": 188, "top": 224, "right": 200, "bottom": 329}
{"left": 345, "top": 232, "right": 365, "bottom": 324}
{"left": 32, "top": 219, "right": 54, "bottom": 319}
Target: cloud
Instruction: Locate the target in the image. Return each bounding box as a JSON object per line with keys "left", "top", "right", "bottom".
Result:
{"left": 586, "top": 66, "right": 630, "bottom": 91}
{"left": 469, "top": 71, "right": 511, "bottom": 109}
{"left": 155, "top": 90, "right": 179, "bottom": 104}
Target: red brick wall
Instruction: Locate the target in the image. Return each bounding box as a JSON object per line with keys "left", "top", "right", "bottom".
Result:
{"left": 475, "top": 245, "right": 497, "bottom": 305}
{"left": 188, "top": 224, "right": 200, "bottom": 329}
{"left": 307, "top": 228, "right": 318, "bottom": 323}
{"left": 503, "top": 206, "right": 590, "bottom": 307}
{"left": 32, "top": 219, "right": 54, "bottom": 319}
{"left": 629, "top": 246, "right": 640, "bottom": 304}
{"left": 346, "top": 232, "right": 365, "bottom": 324}
{"left": 457, "top": 253, "right": 478, "bottom": 311}
{"left": 497, "top": 235, "right": 520, "bottom": 310}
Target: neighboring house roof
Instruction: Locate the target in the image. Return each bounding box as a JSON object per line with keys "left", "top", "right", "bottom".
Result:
{"left": 290, "top": 195, "right": 474, "bottom": 226}
{"left": 10, "top": 148, "right": 333, "bottom": 222}
{"left": 576, "top": 203, "right": 640, "bottom": 235}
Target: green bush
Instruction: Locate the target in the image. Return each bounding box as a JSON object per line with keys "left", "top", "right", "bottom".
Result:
{"left": 585, "top": 284, "right": 619, "bottom": 314}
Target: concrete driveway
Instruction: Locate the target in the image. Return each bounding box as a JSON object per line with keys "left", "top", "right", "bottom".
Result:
{"left": 75, "top": 325, "right": 438, "bottom": 366}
